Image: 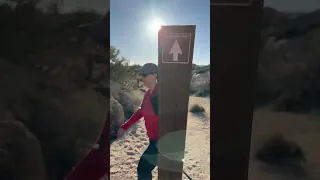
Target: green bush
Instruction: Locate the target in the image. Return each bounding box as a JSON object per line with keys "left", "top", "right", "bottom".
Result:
{"left": 110, "top": 46, "right": 141, "bottom": 90}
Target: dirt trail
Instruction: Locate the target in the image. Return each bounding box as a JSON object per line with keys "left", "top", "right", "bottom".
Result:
{"left": 110, "top": 96, "right": 210, "bottom": 180}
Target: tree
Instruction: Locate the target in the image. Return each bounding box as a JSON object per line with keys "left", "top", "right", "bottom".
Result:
{"left": 110, "top": 46, "right": 140, "bottom": 89}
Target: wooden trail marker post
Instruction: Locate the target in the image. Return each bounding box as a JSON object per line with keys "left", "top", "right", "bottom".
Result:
{"left": 157, "top": 25, "right": 196, "bottom": 180}
{"left": 211, "top": 0, "right": 253, "bottom": 6}
{"left": 211, "top": 0, "right": 263, "bottom": 180}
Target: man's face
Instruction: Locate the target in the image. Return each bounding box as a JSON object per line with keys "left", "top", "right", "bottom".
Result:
{"left": 88, "top": 40, "right": 110, "bottom": 79}
{"left": 84, "top": 38, "right": 109, "bottom": 60}
{"left": 91, "top": 45, "right": 109, "bottom": 63}
{"left": 94, "top": 45, "right": 108, "bottom": 57}
{"left": 139, "top": 73, "right": 156, "bottom": 87}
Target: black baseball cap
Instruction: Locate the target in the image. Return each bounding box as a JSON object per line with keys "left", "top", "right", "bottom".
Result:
{"left": 77, "top": 11, "right": 110, "bottom": 47}
{"left": 136, "top": 63, "right": 158, "bottom": 75}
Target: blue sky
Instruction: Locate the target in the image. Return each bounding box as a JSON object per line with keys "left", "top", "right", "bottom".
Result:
{"left": 110, "top": 0, "right": 210, "bottom": 65}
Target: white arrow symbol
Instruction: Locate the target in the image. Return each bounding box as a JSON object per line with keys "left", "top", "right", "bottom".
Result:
{"left": 169, "top": 40, "right": 182, "bottom": 61}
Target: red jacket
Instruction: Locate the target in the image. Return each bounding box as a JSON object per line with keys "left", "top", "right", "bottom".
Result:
{"left": 64, "top": 111, "right": 110, "bottom": 180}
{"left": 121, "top": 84, "right": 159, "bottom": 140}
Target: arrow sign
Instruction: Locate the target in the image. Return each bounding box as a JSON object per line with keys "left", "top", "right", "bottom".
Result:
{"left": 158, "top": 25, "right": 196, "bottom": 180}
{"left": 161, "top": 32, "right": 191, "bottom": 64}
{"left": 169, "top": 40, "right": 182, "bottom": 61}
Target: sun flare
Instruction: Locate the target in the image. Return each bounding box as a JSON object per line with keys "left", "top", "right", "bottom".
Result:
{"left": 151, "top": 20, "right": 162, "bottom": 31}
{"left": 148, "top": 17, "right": 163, "bottom": 33}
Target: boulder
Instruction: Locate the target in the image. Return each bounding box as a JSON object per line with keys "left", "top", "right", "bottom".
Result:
{"left": 190, "top": 68, "right": 210, "bottom": 97}
{"left": 0, "top": 58, "right": 109, "bottom": 179}
{"left": 110, "top": 96, "right": 125, "bottom": 140}
{"left": 0, "top": 110, "right": 48, "bottom": 180}
{"left": 256, "top": 8, "right": 320, "bottom": 111}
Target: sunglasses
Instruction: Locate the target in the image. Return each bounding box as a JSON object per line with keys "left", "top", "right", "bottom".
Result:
{"left": 139, "top": 73, "right": 149, "bottom": 78}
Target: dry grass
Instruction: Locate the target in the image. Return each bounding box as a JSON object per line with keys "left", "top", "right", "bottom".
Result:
{"left": 255, "top": 134, "right": 306, "bottom": 167}
{"left": 190, "top": 104, "right": 205, "bottom": 113}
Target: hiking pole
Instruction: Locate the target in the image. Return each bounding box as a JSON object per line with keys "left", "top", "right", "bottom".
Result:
{"left": 183, "top": 170, "right": 192, "bottom": 180}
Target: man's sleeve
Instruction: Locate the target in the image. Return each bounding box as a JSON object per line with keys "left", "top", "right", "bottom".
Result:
{"left": 120, "top": 108, "right": 143, "bottom": 130}
{"left": 97, "top": 112, "right": 110, "bottom": 148}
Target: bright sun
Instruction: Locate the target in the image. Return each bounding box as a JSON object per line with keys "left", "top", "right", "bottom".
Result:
{"left": 151, "top": 20, "right": 162, "bottom": 31}
{"left": 148, "top": 18, "right": 163, "bottom": 33}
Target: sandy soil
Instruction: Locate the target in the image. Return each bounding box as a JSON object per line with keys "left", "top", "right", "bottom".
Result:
{"left": 249, "top": 108, "right": 320, "bottom": 180}
{"left": 110, "top": 96, "right": 210, "bottom": 180}
{"left": 110, "top": 96, "right": 320, "bottom": 180}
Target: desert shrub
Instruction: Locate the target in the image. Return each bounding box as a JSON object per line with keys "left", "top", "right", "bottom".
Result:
{"left": 190, "top": 71, "right": 210, "bottom": 97}
{"left": 190, "top": 104, "right": 205, "bottom": 113}
{"left": 191, "top": 63, "right": 197, "bottom": 70}
{"left": 194, "top": 65, "right": 210, "bottom": 74}
{"left": 109, "top": 46, "right": 142, "bottom": 119}
{"left": 195, "top": 82, "right": 210, "bottom": 97}
{"left": 255, "top": 134, "right": 306, "bottom": 167}
{"left": 254, "top": 25, "right": 320, "bottom": 112}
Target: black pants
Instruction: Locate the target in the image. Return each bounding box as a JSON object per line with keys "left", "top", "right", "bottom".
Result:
{"left": 137, "top": 140, "right": 158, "bottom": 180}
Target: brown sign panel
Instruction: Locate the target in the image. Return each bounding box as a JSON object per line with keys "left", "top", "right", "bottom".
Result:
{"left": 162, "top": 33, "right": 192, "bottom": 64}
{"left": 158, "top": 25, "right": 196, "bottom": 180}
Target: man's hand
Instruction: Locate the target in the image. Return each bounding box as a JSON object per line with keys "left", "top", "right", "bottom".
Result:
{"left": 117, "top": 128, "right": 125, "bottom": 138}
{"left": 99, "top": 174, "right": 109, "bottom": 180}
{"left": 92, "top": 143, "right": 100, "bottom": 150}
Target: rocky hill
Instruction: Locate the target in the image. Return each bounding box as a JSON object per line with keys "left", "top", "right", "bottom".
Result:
{"left": 257, "top": 7, "right": 320, "bottom": 113}
{"left": 190, "top": 64, "right": 210, "bottom": 97}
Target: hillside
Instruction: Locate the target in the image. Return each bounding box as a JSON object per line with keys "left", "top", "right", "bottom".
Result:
{"left": 256, "top": 7, "right": 320, "bottom": 113}
{"left": 249, "top": 7, "right": 320, "bottom": 180}
{"left": 0, "top": 2, "right": 108, "bottom": 180}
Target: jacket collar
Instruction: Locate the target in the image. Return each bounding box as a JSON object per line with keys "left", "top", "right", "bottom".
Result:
{"left": 148, "top": 83, "right": 158, "bottom": 97}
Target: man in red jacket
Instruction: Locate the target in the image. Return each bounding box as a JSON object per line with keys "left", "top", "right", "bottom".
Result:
{"left": 117, "top": 63, "right": 159, "bottom": 180}
{"left": 64, "top": 112, "right": 110, "bottom": 180}
{"left": 64, "top": 11, "right": 110, "bottom": 180}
